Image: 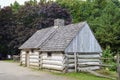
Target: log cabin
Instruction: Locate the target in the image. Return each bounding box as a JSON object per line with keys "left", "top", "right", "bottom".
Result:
{"left": 19, "top": 19, "right": 102, "bottom": 72}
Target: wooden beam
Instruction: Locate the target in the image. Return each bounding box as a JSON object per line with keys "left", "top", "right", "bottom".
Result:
{"left": 74, "top": 52, "right": 77, "bottom": 72}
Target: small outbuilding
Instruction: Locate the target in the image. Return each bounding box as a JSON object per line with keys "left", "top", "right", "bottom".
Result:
{"left": 19, "top": 19, "right": 102, "bottom": 72}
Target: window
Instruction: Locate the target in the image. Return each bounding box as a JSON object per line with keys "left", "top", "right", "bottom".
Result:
{"left": 47, "top": 52, "right": 52, "bottom": 57}
{"left": 31, "top": 49, "right": 34, "bottom": 53}
{"left": 26, "top": 51, "right": 29, "bottom": 53}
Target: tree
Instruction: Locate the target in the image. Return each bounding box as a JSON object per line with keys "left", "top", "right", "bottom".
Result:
{"left": 95, "top": 1, "right": 120, "bottom": 51}
{"left": 0, "top": 7, "right": 14, "bottom": 56}
{"left": 56, "top": 0, "right": 120, "bottom": 53}
{"left": 11, "top": 1, "right": 20, "bottom": 13}
{"left": 9, "top": 2, "right": 72, "bottom": 54}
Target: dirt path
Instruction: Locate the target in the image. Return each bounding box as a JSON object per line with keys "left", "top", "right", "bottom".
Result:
{"left": 0, "top": 61, "right": 72, "bottom": 80}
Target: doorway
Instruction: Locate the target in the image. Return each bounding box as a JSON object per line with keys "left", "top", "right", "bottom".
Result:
{"left": 25, "top": 51, "right": 29, "bottom": 67}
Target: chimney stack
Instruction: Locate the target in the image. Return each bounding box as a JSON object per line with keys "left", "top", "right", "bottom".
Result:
{"left": 54, "top": 19, "right": 64, "bottom": 27}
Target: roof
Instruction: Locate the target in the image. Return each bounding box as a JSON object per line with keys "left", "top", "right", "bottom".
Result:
{"left": 40, "top": 22, "right": 85, "bottom": 51}
{"left": 19, "top": 22, "right": 86, "bottom": 51}
{"left": 19, "top": 27, "right": 56, "bottom": 49}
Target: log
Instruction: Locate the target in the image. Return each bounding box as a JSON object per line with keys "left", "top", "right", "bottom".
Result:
{"left": 42, "top": 64, "right": 64, "bottom": 70}
{"left": 42, "top": 60, "right": 63, "bottom": 66}
{"left": 67, "top": 63, "right": 75, "bottom": 67}
{"left": 77, "top": 54, "right": 101, "bottom": 58}
{"left": 77, "top": 53, "right": 100, "bottom": 55}
{"left": 21, "top": 55, "right": 26, "bottom": 57}
{"left": 30, "top": 52, "right": 39, "bottom": 55}
{"left": 78, "top": 64, "right": 100, "bottom": 67}
{"left": 29, "top": 57, "right": 39, "bottom": 59}
{"left": 78, "top": 59, "right": 100, "bottom": 62}
{"left": 78, "top": 62, "right": 100, "bottom": 65}
{"left": 66, "top": 55, "right": 74, "bottom": 59}
{"left": 21, "top": 58, "right": 25, "bottom": 60}
{"left": 42, "top": 54, "right": 64, "bottom": 59}
{"left": 29, "top": 63, "right": 39, "bottom": 66}
{"left": 77, "top": 57, "right": 101, "bottom": 59}
{"left": 78, "top": 66, "right": 100, "bottom": 71}
{"left": 78, "top": 63, "right": 113, "bottom": 67}
{"left": 66, "top": 53, "right": 74, "bottom": 55}
{"left": 30, "top": 56, "right": 39, "bottom": 59}
{"left": 21, "top": 52, "right": 26, "bottom": 55}
{"left": 67, "top": 59, "right": 74, "bottom": 63}
{"left": 29, "top": 60, "right": 39, "bottom": 63}
{"left": 42, "top": 57, "right": 63, "bottom": 61}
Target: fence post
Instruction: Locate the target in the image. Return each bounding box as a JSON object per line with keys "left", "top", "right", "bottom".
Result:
{"left": 74, "top": 52, "right": 77, "bottom": 72}
{"left": 117, "top": 53, "right": 120, "bottom": 80}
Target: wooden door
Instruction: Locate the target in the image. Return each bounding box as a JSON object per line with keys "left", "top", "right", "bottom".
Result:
{"left": 25, "top": 52, "right": 29, "bottom": 67}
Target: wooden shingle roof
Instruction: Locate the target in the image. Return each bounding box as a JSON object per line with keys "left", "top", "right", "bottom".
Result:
{"left": 40, "top": 22, "right": 85, "bottom": 51}
{"left": 19, "top": 21, "right": 86, "bottom": 51}
{"left": 19, "top": 27, "right": 56, "bottom": 49}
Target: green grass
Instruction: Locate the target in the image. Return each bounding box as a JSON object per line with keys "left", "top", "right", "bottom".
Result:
{"left": 53, "top": 72, "right": 114, "bottom": 80}
{"left": 3, "top": 59, "right": 14, "bottom": 62}
{"left": 30, "top": 68, "right": 116, "bottom": 80}
{"left": 96, "top": 69, "right": 117, "bottom": 78}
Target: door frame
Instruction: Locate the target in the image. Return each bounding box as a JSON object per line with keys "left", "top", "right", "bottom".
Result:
{"left": 25, "top": 51, "right": 29, "bottom": 67}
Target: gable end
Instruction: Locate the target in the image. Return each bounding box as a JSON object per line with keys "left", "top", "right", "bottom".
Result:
{"left": 65, "top": 23, "right": 102, "bottom": 53}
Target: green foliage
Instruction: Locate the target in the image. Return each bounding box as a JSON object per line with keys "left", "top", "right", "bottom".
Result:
{"left": 0, "top": 1, "right": 72, "bottom": 56}
{"left": 102, "top": 46, "right": 116, "bottom": 71}
{"left": 57, "top": 0, "right": 120, "bottom": 52}
{"left": 102, "top": 46, "right": 113, "bottom": 61}
{"left": 11, "top": 1, "right": 20, "bottom": 13}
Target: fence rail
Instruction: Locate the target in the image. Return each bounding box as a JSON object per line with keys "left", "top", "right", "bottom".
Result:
{"left": 66, "top": 53, "right": 120, "bottom": 80}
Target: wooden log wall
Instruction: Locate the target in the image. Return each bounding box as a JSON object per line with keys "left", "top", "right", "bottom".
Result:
{"left": 20, "top": 51, "right": 101, "bottom": 72}
{"left": 41, "top": 52, "right": 65, "bottom": 71}
{"left": 77, "top": 53, "right": 101, "bottom": 71}
{"left": 20, "top": 50, "right": 26, "bottom": 65}
{"left": 20, "top": 50, "right": 40, "bottom": 67}
{"left": 66, "top": 53, "right": 75, "bottom": 72}
{"left": 66, "top": 53, "right": 101, "bottom": 72}
{"left": 29, "top": 50, "right": 39, "bottom": 67}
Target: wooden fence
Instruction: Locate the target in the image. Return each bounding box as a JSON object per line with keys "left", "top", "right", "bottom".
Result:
{"left": 66, "top": 53, "right": 120, "bottom": 80}
{"left": 66, "top": 52, "right": 101, "bottom": 72}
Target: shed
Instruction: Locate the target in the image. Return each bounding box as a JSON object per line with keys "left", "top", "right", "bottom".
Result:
{"left": 19, "top": 19, "right": 102, "bottom": 72}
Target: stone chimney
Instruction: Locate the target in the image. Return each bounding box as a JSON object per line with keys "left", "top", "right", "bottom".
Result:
{"left": 54, "top": 19, "right": 65, "bottom": 27}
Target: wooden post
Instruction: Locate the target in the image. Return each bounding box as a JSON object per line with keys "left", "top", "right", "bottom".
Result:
{"left": 74, "top": 52, "right": 77, "bottom": 72}
{"left": 39, "top": 52, "right": 41, "bottom": 69}
{"left": 63, "top": 53, "right": 67, "bottom": 73}
{"left": 117, "top": 53, "right": 120, "bottom": 80}
{"left": 26, "top": 53, "right": 30, "bottom": 67}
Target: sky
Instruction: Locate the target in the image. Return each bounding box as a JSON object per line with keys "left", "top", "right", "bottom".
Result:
{"left": 0, "top": 0, "right": 40, "bottom": 8}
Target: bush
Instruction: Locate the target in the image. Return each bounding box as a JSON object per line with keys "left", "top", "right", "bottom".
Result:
{"left": 102, "top": 46, "right": 116, "bottom": 71}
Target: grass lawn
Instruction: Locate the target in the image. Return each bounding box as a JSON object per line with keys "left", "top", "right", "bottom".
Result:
{"left": 31, "top": 68, "right": 116, "bottom": 80}
{"left": 53, "top": 72, "right": 115, "bottom": 80}
{"left": 3, "top": 59, "right": 14, "bottom": 62}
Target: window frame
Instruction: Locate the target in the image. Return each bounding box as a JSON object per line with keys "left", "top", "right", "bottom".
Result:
{"left": 47, "top": 52, "right": 52, "bottom": 57}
